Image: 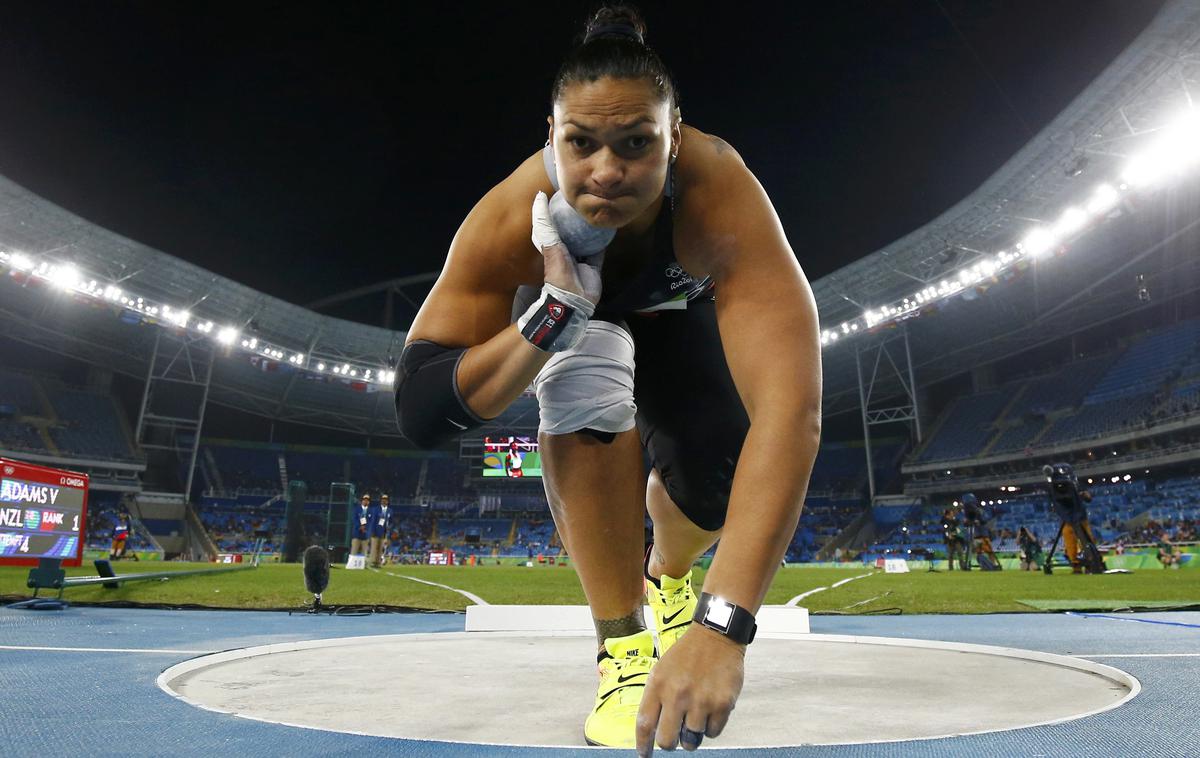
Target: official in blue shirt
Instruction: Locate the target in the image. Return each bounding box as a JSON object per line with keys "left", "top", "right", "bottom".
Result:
{"left": 351, "top": 494, "right": 372, "bottom": 557}
{"left": 369, "top": 493, "right": 393, "bottom": 568}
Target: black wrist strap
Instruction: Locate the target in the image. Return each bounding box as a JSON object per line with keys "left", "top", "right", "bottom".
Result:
{"left": 693, "top": 592, "right": 757, "bottom": 645}
{"left": 520, "top": 294, "right": 574, "bottom": 351}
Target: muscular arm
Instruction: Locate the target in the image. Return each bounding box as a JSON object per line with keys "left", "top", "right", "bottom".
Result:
{"left": 677, "top": 136, "right": 823, "bottom": 615}
{"left": 405, "top": 152, "right": 554, "bottom": 420}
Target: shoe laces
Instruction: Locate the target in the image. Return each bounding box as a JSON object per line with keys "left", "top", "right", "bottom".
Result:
{"left": 652, "top": 580, "right": 691, "bottom": 607}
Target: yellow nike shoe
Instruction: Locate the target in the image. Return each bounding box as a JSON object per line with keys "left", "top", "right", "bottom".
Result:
{"left": 645, "top": 550, "right": 698, "bottom": 657}
{"left": 583, "top": 629, "right": 656, "bottom": 748}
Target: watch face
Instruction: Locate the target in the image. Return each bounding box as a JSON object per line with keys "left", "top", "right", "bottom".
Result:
{"left": 704, "top": 599, "right": 733, "bottom": 630}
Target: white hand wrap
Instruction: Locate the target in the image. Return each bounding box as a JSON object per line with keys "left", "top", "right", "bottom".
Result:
{"left": 531, "top": 191, "right": 564, "bottom": 251}
{"left": 516, "top": 283, "right": 595, "bottom": 353}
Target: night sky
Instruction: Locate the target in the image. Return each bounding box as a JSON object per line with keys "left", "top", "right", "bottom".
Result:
{"left": 0, "top": 1, "right": 1165, "bottom": 328}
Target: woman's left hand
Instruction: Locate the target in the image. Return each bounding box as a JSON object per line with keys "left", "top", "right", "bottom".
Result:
{"left": 635, "top": 625, "right": 745, "bottom": 756}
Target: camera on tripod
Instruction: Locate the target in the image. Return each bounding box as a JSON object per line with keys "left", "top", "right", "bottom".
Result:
{"left": 940, "top": 508, "right": 969, "bottom": 571}
{"left": 958, "top": 493, "right": 1001, "bottom": 571}
{"left": 961, "top": 494, "right": 986, "bottom": 527}
{"left": 1041, "top": 463, "right": 1105, "bottom": 574}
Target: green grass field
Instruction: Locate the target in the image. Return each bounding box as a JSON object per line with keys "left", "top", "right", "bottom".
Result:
{"left": 2, "top": 562, "right": 1197, "bottom": 614}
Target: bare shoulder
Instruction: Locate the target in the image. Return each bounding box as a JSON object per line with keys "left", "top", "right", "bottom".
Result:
{"left": 673, "top": 125, "right": 782, "bottom": 276}
{"left": 406, "top": 150, "right": 554, "bottom": 346}
{"left": 675, "top": 124, "right": 747, "bottom": 180}
{"left": 450, "top": 149, "right": 556, "bottom": 282}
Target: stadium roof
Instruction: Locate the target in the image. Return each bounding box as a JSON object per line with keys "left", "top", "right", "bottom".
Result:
{"left": 2, "top": 0, "right": 1199, "bottom": 439}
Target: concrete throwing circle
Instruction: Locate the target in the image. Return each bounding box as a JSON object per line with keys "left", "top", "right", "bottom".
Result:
{"left": 158, "top": 632, "right": 1138, "bottom": 748}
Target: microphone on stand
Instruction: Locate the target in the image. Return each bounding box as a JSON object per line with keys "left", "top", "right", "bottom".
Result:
{"left": 303, "top": 545, "right": 330, "bottom": 612}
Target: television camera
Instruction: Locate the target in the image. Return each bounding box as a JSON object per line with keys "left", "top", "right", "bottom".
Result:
{"left": 956, "top": 494, "right": 1000, "bottom": 570}
{"left": 1041, "top": 463, "right": 1105, "bottom": 574}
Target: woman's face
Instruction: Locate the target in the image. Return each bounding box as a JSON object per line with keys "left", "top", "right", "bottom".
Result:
{"left": 550, "top": 76, "right": 677, "bottom": 228}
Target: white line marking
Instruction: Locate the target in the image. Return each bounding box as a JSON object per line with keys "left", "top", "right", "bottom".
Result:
{"left": 786, "top": 572, "right": 872, "bottom": 606}
{"left": 1074, "top": 653, "right": 1200, "bottom": 658}
{"left": 380, "top": 570, "right": 489, "bottom": 605}
{"left": 0, "top": 644, "right": 216, "bottom": 654}
{"left": 156, "top": 631, "right": 1140, "bottom": 750}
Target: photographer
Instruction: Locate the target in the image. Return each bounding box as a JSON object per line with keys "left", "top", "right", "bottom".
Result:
{"left": 1157, "top": 531, "right": 1182, "bottom": 569}
{"left": 1062, "top": 489, "right": 1098, "bottom": 574}
{"left": 1017, "top": 526, "right": 1042, "bottom": 571}
{"left": 941, "top": 506, "right": 967, "bottom": 571}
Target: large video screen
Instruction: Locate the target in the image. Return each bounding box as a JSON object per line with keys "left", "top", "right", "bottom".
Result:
{"left": 0, "top": 458, "right": 89, "bottom": 567}
{"left": 482, "top": 436, "right": 542, "bottom": 478}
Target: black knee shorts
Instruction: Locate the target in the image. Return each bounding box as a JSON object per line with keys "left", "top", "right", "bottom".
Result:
{"left": 601, "top": 297, "right": 750, "bottom": 532}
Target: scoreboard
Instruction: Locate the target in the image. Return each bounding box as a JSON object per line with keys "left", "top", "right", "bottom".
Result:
{"left": 0, "top": 457, "right": 89, "bottom": 567}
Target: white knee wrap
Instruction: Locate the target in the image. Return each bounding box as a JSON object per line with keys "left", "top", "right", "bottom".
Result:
{"left": 534, "top": 320, "right": 637, "bottom": 436}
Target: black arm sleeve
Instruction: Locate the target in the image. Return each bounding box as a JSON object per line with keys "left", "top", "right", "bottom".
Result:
{"left": 394, "top": 340, "right": 488, "bottom": 449}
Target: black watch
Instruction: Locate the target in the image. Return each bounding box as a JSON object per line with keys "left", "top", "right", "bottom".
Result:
{"left": 693, "top": 592, "right": 757, "bottom": 645}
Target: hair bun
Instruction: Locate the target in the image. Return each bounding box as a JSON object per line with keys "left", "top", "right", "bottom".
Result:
{"left": 583, "top": 4, "right": 648, "bottom": 45}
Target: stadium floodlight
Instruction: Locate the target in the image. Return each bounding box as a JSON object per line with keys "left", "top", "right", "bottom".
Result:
{"left": 1121, "top": 108, "right": 1200, "bottom": 188}
{"left": 1123, "top": 474, "right": 1132, "bottom": 481}
{"left": 316, "top": 362, "right": 326, "bottom": 371}
{"left": 48, "top": 263, "right": 79, "bottom": 291}
{"left": 1053, "top": 207, "right": 1088, "bottom": 238}
{"left": 1085, "top": 183, "right": 1120, "bottom": 216}
{"left": 9, "top": 253, "right": 32, "bottom": 272}
{"left": 216, "top": 327, "right": 238, "bottom": 345}
{"left": 1020, "top": 228, "right": 1057, "bottom": 258}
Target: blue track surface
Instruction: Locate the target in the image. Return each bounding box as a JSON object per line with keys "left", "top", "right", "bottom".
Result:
{"left": 1, "top": 606, "right": 1197, "bottom": 757}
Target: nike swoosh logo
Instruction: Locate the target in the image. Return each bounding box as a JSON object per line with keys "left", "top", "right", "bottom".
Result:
{"left": 662, "top": 607, "right": 688, "bottom": 624}
{"left": 616, "top": 672, "right": 648, "bottom": 684}
{"left": 446, "top": 418, "right": 467, "bottom": 430}
{"left": 660, "top": 621, "right": 692, "bottom": 635}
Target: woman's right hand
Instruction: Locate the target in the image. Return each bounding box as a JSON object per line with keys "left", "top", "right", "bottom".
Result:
{"left": 531, "top": 191, "right": 603, "bottom": 306}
